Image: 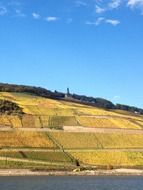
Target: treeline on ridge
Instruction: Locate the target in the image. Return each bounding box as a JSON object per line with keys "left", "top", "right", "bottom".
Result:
{"left": 0, "top": 83, "right": 142, "bottom": 114}
{"left": 0, "top": 83, "right": 65, "bottom": 99}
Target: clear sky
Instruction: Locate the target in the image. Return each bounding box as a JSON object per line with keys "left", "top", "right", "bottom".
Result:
{"left": 0, "top": 0, "right": 143, "bottom": 108}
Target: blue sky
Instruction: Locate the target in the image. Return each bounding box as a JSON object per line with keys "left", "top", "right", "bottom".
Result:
{"left": 0, "top": 0, "right": 143, "bottom": 108}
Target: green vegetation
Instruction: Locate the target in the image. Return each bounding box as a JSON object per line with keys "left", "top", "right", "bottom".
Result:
{"left": 24, "top": 151, "right": 72, "bottom": 162}
{"left": 0, "top": 160, "right": 50, "bottom": 169}
{"left": 0, "top": 151, "right": 72, "bottom": 162}
{"left": 0, "top": 151, "right": 23, "bottom": 159}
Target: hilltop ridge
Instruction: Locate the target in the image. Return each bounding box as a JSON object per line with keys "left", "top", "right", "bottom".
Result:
{"left": 0, "top": 82, "right": 143, "bottom": 115}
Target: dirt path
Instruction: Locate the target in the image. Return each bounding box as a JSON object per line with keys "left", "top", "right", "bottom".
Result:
{"left": 1, "top": 148, "right": 143, "bottom": 152}
{"left": 0, "top": 168, "right": 143, "bottom": 176}
{"left": 0, "top": 156, "right": 71, "bottom": 166}
{"left": 0, "top": 126, "right": 143, "bottom": 134}
{"left": 66, "top": 148, "right": 143, "bottom": 152}
{"left": 63, "top": 126, "right": 143, "bottom": 134}
{"left": 76, "top": 115, "right": 143, "bottom": 121}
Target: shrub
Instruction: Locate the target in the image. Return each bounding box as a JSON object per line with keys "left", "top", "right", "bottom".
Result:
{"left": 0, "top": 99, "right": 24, "bottom": 115}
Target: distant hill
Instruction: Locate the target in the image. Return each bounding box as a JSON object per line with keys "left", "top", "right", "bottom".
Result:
{"left": 0, "top": 82, "right": 143, "bottom": 114}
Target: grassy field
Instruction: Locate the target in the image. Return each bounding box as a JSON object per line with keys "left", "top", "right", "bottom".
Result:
{"left": 0, "top": 160, "right": 50, "bottom": 169}
{"left": 24, "top": 151, "right": 71, "bottom": 162}
{"left": 0, "top": 151, "right": 72, "bottom": 163}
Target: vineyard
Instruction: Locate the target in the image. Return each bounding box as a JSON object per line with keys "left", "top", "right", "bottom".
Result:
{"left": 0, "top": 151, "right": 72, "bottom": 163}
{"left": 0, "top": 160, "right": 51, "bottom": 169}
{"left": 0, "top": 131, "right": 57, "bottom": 148}
{"left": 0, "top": 92, "right": 143, "bottom": 130}
{"left": 0, "top": 115, "right": 142, "bottom": 130}
{"left": 71, "top": 151, "right": 143, "bottom": 167}
{"left": 50, "top": 132, "right": 143, "bottom": 149}
{"left": 0, "top": 92, "right": 143, "bottom": 169}
{"left": 0, "top": 92, "right": 142, "bottom": 118}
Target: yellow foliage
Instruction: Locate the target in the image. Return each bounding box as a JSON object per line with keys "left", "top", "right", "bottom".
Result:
{"left": 0, "top": 131, "right": 56, "bottom": 148}
{"left": 135, "top": 120, "right": 143, "bottom": 127}
{"left": 51, "top": 132, "right": 143, "bottom": 149}
{"left": 71, "top": 151, "right": 143, "bottom": 166}
{"left": 110, "top": 118, "right": 141, "bottom": 129}
{"left": 0, "top": 115, "right": 11, "bottom": 127}
{"left": 0, "top": 92, "right": 143, "bottom": 129}
{"left": 77, "top": 117, "right": 117, "bottom": 128}
{"left": 8, "top": 116, "right": 22, "bottom": 128}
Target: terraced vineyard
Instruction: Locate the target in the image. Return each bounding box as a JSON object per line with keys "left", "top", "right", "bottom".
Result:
{"left": 0, "top": 92, "right": 143, "bottom": 130}
{"left": 76, "top": 117, "right": 141, "bottom": 129}
{"left": 0, "top": 131, "right": 57, "bottom": 148}
{"left": 50, "top": 132, "right": 143, "bottom": 149}
{"left": 0, "top": 151, "right": 72, "bottom": 163}
{"left": 71, "top": 151, "right": 143, "bottom": 167}
{"left": 110, "top": 118, "right": 141, "bottom": 129}
{"left": 0, "top": 160, "right": 51, "bottom": 169}
{"left": 77, "top": 117, "right": 116, "bottom": 128}
{"left": 0, "top": 92, "right": 143, "bottom": 168}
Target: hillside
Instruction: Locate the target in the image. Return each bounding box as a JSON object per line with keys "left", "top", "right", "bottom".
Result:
{"left": 0, "top": 92, "right": 143, "bottom": 129}
{"left": 0, "top": 90, "right": 143, "bottom": 169}
{"left": 0, "top": 83, "right": 143, "bottom": 114}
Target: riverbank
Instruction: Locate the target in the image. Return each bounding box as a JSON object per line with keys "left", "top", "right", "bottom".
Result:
{"left": 0, "top": 169, "right": 143, "bottom": 176}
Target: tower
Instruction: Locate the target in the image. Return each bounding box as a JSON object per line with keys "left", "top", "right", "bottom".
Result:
{"left": 67, "top": 87, "right": 70, "bottom": 95}
{"left": 65, "top": 87, "right": 71, "bottom": 98}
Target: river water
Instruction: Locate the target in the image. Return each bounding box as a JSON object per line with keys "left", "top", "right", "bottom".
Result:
{"left": 0, "top": 176, "right": 143, "bottom": 190}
